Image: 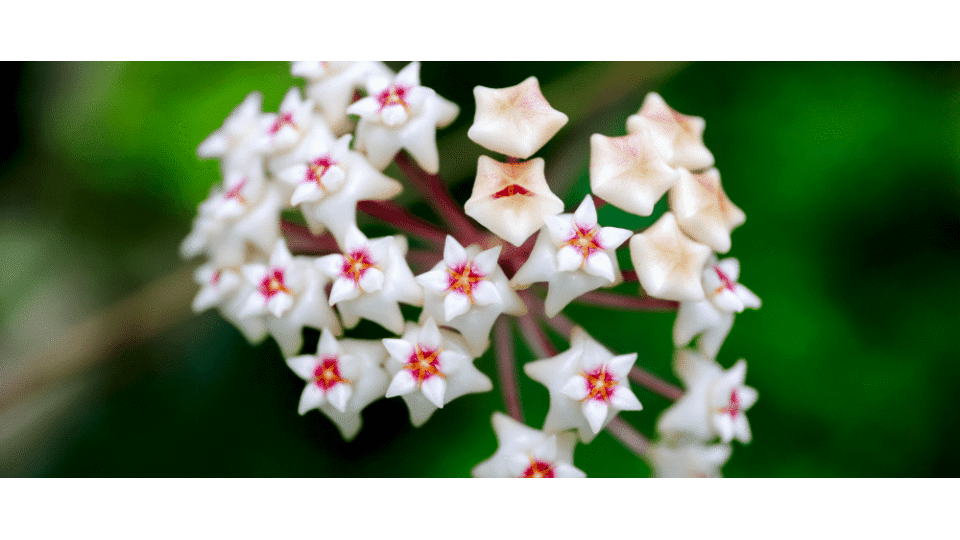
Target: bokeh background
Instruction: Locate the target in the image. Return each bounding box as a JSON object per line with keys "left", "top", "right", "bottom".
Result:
{"left": 1, "top": 62, "right": 958, "bottom": 477}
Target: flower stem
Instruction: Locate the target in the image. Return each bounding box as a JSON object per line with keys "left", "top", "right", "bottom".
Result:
{"left": 629, "top": 367, "right": 684, "bottom": 401}
{"left": 357, "top": 200, "right": 447, "bottom": 246}
{"left": 575, "top": 290, "right": 678, "bottom": 312}
{"left": 393, "top": 151, "right": 483, "bottom": 245}
{"left": 494, "top": 316, "right": 524, "bottom": 423}
{"left": 517, "top": 312, "right": 557, "bottom": 359}
{"left": 606, "top": 417, "right": 650, "bottom": 457}
{"left": 280, "top": 220, "right": 339, "bottom": 254}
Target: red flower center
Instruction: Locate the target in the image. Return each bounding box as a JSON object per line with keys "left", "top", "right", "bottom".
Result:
{"left": 720, "top": 389, "right": 741, "bottom": 418}
{"left": 712, "top": 265, "right": 737, "bottom": 296}
{"left": 224, "top": 178, "right": 247, "bottom": 205}
{"left": 562, "top": 222, "right": 603, "bottom": 264}
{"left": 340, "top": 248, "right": 376, "bottom": 285}
{"left": 581, "top": 364, "right": 618, "bottom": 403}
{"left": 269, "top": 112, "right": 296, "bottom": 135}
{"left": 402, "top": 345, "right": 445, "bottom": 387}
{"left": 305, "top": 155, "right": 338, "bottom": 190}
{"left": 258, "top": 268, "right": 289, "bottom": 299}
{"left": 376, "top": 84, "right": 409, "bottom": 112}
{"left": 520, "top": 459, "right": 555, "bottom": 478}
{"left": 313, "top": 356, "right": 349, "bottom": 392}
{"left": 445, "top": 261, "right": 486, "bottom": 303}
{"left": 491, "top": 183, "right": 533, "bottom": 199}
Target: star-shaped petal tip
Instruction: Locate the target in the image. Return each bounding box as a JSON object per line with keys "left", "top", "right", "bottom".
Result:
{"left": 468, "top": 76, "right": 568, "bottom": 159}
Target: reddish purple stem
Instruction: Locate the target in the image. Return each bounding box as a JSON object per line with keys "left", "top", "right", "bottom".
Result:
{"left": 280, "top": 220, "right": 340, "bottom": 254}
{"left": 575, "top": 290, "right": 678, "bottom": 312}
{"left": 357, "top": 200, "right": 448, "bottom": 246}
{"left": 606, "top": 417, "right": 650, "bottom": 457}
{"left": 393, "top": 152, "right": 483, "bottom": 245}
{"left": 517, "top": 312, "right": 557, "bottom": 359}
{"left": 629, "top": 367, "right": 684, "bottom": 401}
{"left": 494, "top": 317, "right": 524, "bottom": 423}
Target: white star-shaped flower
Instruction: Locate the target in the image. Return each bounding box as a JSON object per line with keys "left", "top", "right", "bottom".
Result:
{"left": 348, "top": 61, "right": 459, "bottom": 174}
{"left": 316, "top": 226, "right": 422, "bottom": 335}
{"left": 192, "top": 263, "right": 267, "bottom": 344}
{"left": 657, "top": 349, "right": 758, "bottom": 444}
{"left": 589, "top": 130, "right": 680, "bottom": 217}
{"left": 239, "top": 239, "right": 342, "bottom": 356}
{"left": 472, "top": 412, "right": 585, "bottom": 478}
{"left": 274, "top": 129, "right": 403, "bottom": 243}
{"left": 292, "top": 61, "right": 394, "bottom": 136}
{"left": 511, "top": 194, "right": 633, "bottom": 317}
{"left": 463, "top": 156, "right": 564, "bottom": 246}
{"left": 180, "top": 167, "right": 282, "bottom": 268}
{"left": 524, "top": 326, "right": 643, "bottom": 442}
{"left": 383, "top": 318, "right": 492, "bottom": 427}
{"left": 197, "top": 91, "right": 271, "bottom": 172}
{"left": 626, "top": 92, "right": 714, "bottom": 171}
{"left": 674, "top": 257, "right": 761, "bottom": 358}
{"left": 467, "top": 76, "right": 568, "bottom": 159}
{"left": 286, "top": 327, "right": 390, "bottom": 440}
{"left": 669, "top": 167, "right": 746, "bottom": 254}
{"left": 628, "top": 211, "right": 713, "bottom": 302}
{"left": 416, "top": 236, "right": 526, "bottom": 356}
{"left": 648, "top": 441, "right": 732, "bottom": 478}
{"left": 259, "top": 87, "right": 315, "bottom": 156}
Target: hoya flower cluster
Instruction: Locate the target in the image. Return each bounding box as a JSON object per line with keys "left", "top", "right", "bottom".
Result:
{"left": 182, "top": 62, "right": 761, "bottom": 477}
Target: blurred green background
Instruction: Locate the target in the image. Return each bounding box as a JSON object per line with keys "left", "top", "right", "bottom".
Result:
{"left": 1, "top": 62, "right": 958, "bottom": 477}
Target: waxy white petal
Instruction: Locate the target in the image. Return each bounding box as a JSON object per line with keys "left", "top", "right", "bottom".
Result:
{"left": 385, "top": 370, "right": 418, "bottom": 398}
{"left": 420, "top": 376, "right": 447, "bottom": 408}
{"left": 443, "top": 291, "right": 471, "bottom": 321}
{"left": 419, "top": 318, "right": 442, "bottom": 350}
{"left": 382, "top": 338, "right": 415, "bottom": 362}
{"left": 609, "top": 386, "right": 642, "bottom": 411}
{"left": 298, "top": 384, "right": 325, "bottom": 415}
{"left": 470, "top": 279, "right": 502, "bottom": 306}
{"left": 328, "top": 276, "right": 359, "bottom": 306}
{"left": 326, "top": 383, "right": 353, "bottom": 413}
{"left": 583, "top": 252, "right": 616, "bottom": 282}
{"left": 582, "top": 398, "right": 609, "bottom": 434}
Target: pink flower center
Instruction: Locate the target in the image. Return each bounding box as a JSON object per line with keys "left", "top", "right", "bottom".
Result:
{"left": 377, "top": 84, "right": 410, "bottom": 112}
{"left": 562, "top": 222, "right": 603, "bottom": 264}
{"left": 269, "top": 112, "right": 296, "bottom": 135}
{"left": 712, "top": 265, "right": 737, "bottom": 295}
{"left": 402, "top": 345, "right": 445, "bottom": 387}
{"left": 445, "top": 261, "right": 486, "bottom": 303}
{"left": 224, "top": 178, "right": 247, "bottom": 204}
{"left": 340, "top": 248, "right": 376, "bottom": 285}
{"left": 305, "top": 155, "right": 338, "bottom": 190}
{"left": 258, "top": 268, "right": 289, "bottom": 299}
{"left": 313, "top": 356, "right": 349, "bottom": 392}
{"left": 720, "top": 389, "right": 741, "bottom": 418}
{"left": 580, "top": 364, "right": 618, "bottom": 403}
{"left": 210, "top": 270, "right": 223, "bottom": 286}
{"left": 491, "top": 184, "right": 533, "bottom": 199}
{"left": 520, "top": 459, "right": 555, "bottom": 478}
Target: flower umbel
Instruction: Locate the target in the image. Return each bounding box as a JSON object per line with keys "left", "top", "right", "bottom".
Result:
{"left": 182, "top": 62, "right": 762, "bottom": 478}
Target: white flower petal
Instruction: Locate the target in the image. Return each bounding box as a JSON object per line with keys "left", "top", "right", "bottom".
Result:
{"left": 357, "top": 267, "right": 385, "bottom": 293}
{"left": 738, "top": 386, "right": 759, "bottom": 410}
{"left": 297, "top": 384, "right": 325, "bottom": 415}
{"left": 505, "top": 454, "right": 531, "bottom": 477}
{"left": 443, "top": 235, "right": 467, "bottom": 266}
{"left": 416, "top": 268, "right": 450, "bottom": 293}
{"left": 560, "top": 375, "right": 589, "bottom": 401}
{"left": 328, "top": 277, "right": 359, "bottom": 306}
{"left": 286, "top": 355, "right": 319, "bottom": 381}
{"left": 583, "top": 252, "right": 616, "bottom": 282}
{"left": 572, "top": 195, "right": 598, "bottom": 228}
{"left": 543, "top": 214, "right": 573, "bottom": 246}
{"left": 581, "top": 399, "right": 609, "bottom": 434}
{"left": 609, "top": 386, "right": 642, "bottom": 411}
{"left": 554, "top": 464, "right": 587, "bottom": 478}
{"left": 437, "top": 350, "right": 468, "bottom": 374}
{"left": 556, "top": 245, "right": 583, "bottom": 273}
{"left": 714, "top": 413, "right": 735, "bottom": 443}
{"left": 598, "top": 227, "right": 633, "bottom": 250}
{"left": 316, "top": 328, "right": 339, "bottom": 356}
{"left": 607, "top": 353, "right": 638, "bottom": 378}
{"left": 326, "top": 383, "right": 353, "bottom": 413}
{"left": 420, "top": 376, "right": 447, "bottom": 408}
{"left": 471, "top": 246, "right": 502, "bottom": 276}
{"left": 382, "top": 338, "right": 415, "bottom": 363}
{"left": 530, "top": 435, "right": 558, "bottom": 462}
{"left": 470, "top": 280, "right": 502, "bottom": 306}
{"left": 385, "top": 370, "right": 418, "bottom": 398}
{"left": 238, "top": 291, "right": 267, "bottom": 318}
{"left": 380, "top": 104, "right": 409, "bottom": 127}
{"left": 267, "top": 292, "right": 294, "bottom": 317}
{"left": 291, "top": 182, "right": 324, "bottom": 206}
{"left": 343, "top": 226, "right": 368, "bottom": 253}
{"left": 443, "top": 291, "right": 471, "bottom": 321}
{"left": 419, "top": 318, "right": 442, "bottom": 350}
{"left": 346, "top": 97, "right": 379, "bottom": 118}
{"left": 395, "top": 62, "right": 421, "bottom": 88}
